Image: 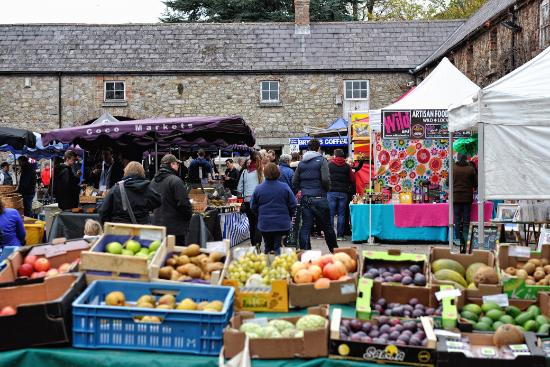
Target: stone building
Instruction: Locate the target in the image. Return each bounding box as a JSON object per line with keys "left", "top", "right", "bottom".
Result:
{"left": 416, "top": 0, "right": 549, "bottom": 87}
{"left": 0, "top": 1, "right": 461, "bottom": 151}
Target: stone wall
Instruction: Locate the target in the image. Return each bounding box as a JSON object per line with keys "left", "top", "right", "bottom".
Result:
{"left": 0, "top": 72, "right": 410, "bottom": 146}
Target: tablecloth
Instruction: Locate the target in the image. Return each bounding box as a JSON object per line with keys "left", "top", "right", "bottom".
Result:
{"left": 350, "top": 204, "right": 448, "bottom": 242}
{"left": 393, "top": 202, "right": 494, "bottom": 228}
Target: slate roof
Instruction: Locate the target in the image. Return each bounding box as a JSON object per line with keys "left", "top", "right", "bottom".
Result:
{"left": 416, "top": 0, "right": 516, "bottom": 71}
{"left": 0, "top": 21, "right": 462, "bottom": 73}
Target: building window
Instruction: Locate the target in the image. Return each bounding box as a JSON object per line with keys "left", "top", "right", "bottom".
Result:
{"left": 260, "top": 81, "right": 279, "bottom": 103}
{"left": 104, "top": 81, "right": 125, "bottom": 101}
{"left": 344, "top": 80, "right": 368, "bottom": 100}
{"left": 541, "top": 0, "right": 550, "bottom": 48}
{"left": 489, "top": 29, "right": 498, "bottom": 71}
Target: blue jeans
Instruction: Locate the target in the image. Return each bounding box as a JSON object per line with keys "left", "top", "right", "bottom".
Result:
{"left": 299, "top": 196, "right": 337, "bottom": 252}
{"left": 327, "top": 192, "right": 348, "bottom": 237}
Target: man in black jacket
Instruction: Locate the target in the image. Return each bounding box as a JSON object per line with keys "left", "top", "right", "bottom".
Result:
{"left": 223, "top": 159, "right": 239, "bottom": 195}
{"left": 54, "top": 150, "right": 81, "bottom": 210}
{"left": 17, "top": 156, "right": 36, "bottom": 217}
{"left": 150, "top": 154, "right": 193, "bottom": 245}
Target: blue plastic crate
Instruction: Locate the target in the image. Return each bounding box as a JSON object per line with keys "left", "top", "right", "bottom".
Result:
{"left": 0, "top": 246, "right": 18, "bottom": 271}
{"left": 72, "top": 280, "right": 234, "bottom": 354}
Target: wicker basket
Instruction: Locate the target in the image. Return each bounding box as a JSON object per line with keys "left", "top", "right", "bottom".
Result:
{"left": 189, "top": 193, "right": 208, "bottom": 213}
{"left": 0, "top": 185, "right": 16, "bottom": 195}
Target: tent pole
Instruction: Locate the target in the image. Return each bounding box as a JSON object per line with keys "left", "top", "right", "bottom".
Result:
{"left": 448, "top": 130, "right": 454, "bottom": 250}
{"left": 477, "top": 122, "right": 485, "bottom": 252}
{"left": 13, "top": 153, "right": 18, "bottom": 185}
{"left": 155, "top": 141, "right": 158, "bottom": 173}
{"left": 368, "top": 121, "right": 373, "bottom": 245}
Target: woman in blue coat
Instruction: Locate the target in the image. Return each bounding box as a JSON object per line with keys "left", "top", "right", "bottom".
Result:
{"left": 251, "top": 163, "right": 297, "bottom": 253}
{"left": 0, "top": 199, "right": 26, "bottom": 247}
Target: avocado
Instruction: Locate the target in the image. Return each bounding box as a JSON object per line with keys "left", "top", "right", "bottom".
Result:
{"left": 492, "top": 321, "right": 504, "bottom": 331}
{"left": 462, "top": 303, "right": 482, "bottom": 316}
{"left": 536, "top": 315, "right": 549, "bottom": 326}
{"left": 505, "top": 305, "right": 521, "bottom": 318}
{"left": 524, "top": 319, "right": 538, "bottom": 332}
{"left": 474, "top": 322, "right": 492, "bottom": 331}
{"left": 486, "top": 309, "right": 505, "bottom": 321}
{"left": 515, "top": 311, "right": 534, "bottom": 326}
{"left": 499, "top": 315, "right": 515, "bottom": 325}
{"left": 461, "top": 310, "right": 479, "bottom": 322}
{"left": 481, "top": 302, "right": 501, "bottom": 313}
{"left": 479, "top": 316, "right": 494, "bottom": 325}
{"left": 538, "top": 323, "right": 550, "bottom": 334}
{"left": 528, "top": 305, "right": 541, "bottom": 316}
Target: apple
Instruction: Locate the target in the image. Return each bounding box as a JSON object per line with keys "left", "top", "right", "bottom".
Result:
{"left": 58, "top": 263, "right": 71, "bottom": 273}
{"left": 46, "top": 269, "right": 59, "bottom": 277}
{"left": 0, "top": 306, "right": 16, "bottom": 316}
{"left": 124, "top": 240, "right": 141, "bottom": 254}
{"left": 106, "top": 242, "right": 123, "bottom": 254}
{"left": 322, "top": 262, "right": 344, "bottom": 281}
{"left": 33, "top": 258, "right": 51, "bottom": 272}
{"left": 17, "top": 263, "right": 34, "bottom": 277}
{"left": 149, "top": 240, "right": 161, "bottom": 252}
{"left": 308, "top": 265, "right": 323, "bottom": 281}
{"left": 31, "top": 271, "right": 46, "bottom": 279}
{"left": 121, "top": 249, "right": 134, "bottom": 256}
{"left": 318, "top": 255, "right": 334, "bottom": 269}
{"left": 24, "top": 255, "right": 38, "bottom": 265}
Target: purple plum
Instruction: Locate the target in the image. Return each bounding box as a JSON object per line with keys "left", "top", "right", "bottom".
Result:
{"left": 409, "top": 298, "right": 419, "bottom": 306}
{"left": 392, "top": 274, "right": 403, "bottom": 282}
{"left": 361, "top": 336, "right": 373, "bottom": 343}
{"left": 389, "top": 331, "right": 400, "bottom": 340}
{"left": 378, "top": 316, "right": 389, "bottom": 325}
{"left": 379, "top": 324, "right": 391, "bottom": 333}
{"left": 377, "top": 298, "right": 387, "bottom": 307}
{"left": 369, "top": 330, "right": 380, "bottom": 338}
{"left": 402, "top": 276, "right": 413, "bottom": 285}
{"left": 410, "top": 265, "right": 421, "bottom": 274}
{"left": 412, "top": 309, "right": 424, "bottom": 318}
{"left": 350, "top": 319, "right": 363, "bottom": 332}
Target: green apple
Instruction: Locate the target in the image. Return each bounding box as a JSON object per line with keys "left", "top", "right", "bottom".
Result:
{"left": 135, "top": 252, "right": 149, "bottom": 259}
{"left": 148, "top": 252, "right": 156, "bottom": 260}
{"left": 124, "top": 240, "right": 141, "bottom": 254}
{"left": 149, "top": 240, "right": 161, "bottom": 253}
{"left": 121, "top": 249, "right": 134, "bottom": 256}
{"left": 106, "top": 242, "right": 123, "bottom": 254}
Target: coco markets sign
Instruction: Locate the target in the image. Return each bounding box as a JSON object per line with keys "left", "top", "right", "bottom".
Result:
{"left": 85, "top": 122, "right": 195, "bottom": 136}
{"left": 289, "top": 136, "right": 349, "bottom": 147}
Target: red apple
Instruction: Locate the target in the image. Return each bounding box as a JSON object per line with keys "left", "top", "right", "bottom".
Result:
{"left": 31, "top": 271, "right": 46, "bottom": 279}
{"left": 323, "top": 262, "right": 344, "bottom": 281}
{"left": 24, "top": 255, "right": 38, "bottom": 265}
{"left": 318, "top": 254, "right": 334, "bottom": 269}
{"left": 17, "top": 263, "right": 34, "bottom": 277}
{"left": 46, "top": 269, "right": 59, "bottom": 277}
{"left": 333, "top": 260, "right": 347, "bottom": 277}
{"left": 33, "top": 258, "right": 50, "bottom": 272}
{"left": 58, "top": 263, "right": 71, "bottom": 273}
{"left": 0, "top": 306, "right": 16, "bottom": 316}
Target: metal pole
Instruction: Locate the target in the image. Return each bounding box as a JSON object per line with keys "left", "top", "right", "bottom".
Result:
{"left": 478, "top": 122, "right": 485, "bottom": 250}
{"left": 368, "top": 121, "right": 373, "bottom": 245}
{"left": 13, "top": 153, "right": 18, "bottom": 185}
{"left": 448, "top": 130, "right": 454, "bottom": 250}
{"left": 155, "top": 141, "right": 158, "bottom": 173}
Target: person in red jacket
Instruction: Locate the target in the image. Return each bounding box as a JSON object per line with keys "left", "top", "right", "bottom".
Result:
{"left": 353, "top": 155, "right": 376, "bottom": 194}
{"left": 41, "top": 162, "right": 51, "bottom": 188}
{"left": 328, "top": 149, "right": 355, "bottom": 240}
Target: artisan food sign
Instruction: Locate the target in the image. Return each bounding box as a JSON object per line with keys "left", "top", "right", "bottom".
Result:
{"left": 383, "top": 109, "right": 470, "bottom": 139}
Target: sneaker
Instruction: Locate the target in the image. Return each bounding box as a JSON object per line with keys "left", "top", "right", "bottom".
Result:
{"left": 337, "top": 237, "right": 346, "bottom": 241}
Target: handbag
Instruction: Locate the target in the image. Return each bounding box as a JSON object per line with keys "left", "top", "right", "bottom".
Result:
{"left": 118, "top": 181, "right": 137, "bottom": 224}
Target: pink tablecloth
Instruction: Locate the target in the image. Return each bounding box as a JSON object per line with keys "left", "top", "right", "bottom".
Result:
{"left": 394, "top": 202, "right": 493, "bottom": 228}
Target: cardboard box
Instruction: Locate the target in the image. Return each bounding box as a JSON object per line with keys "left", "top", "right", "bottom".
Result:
{"left": 150, "top": 237, "right": 231, "bottom": 286}
{"left": 224, "top": 278, "right": 289, "bottom": 313}
{"left": 363, "top": 249, "right": 428, "bottom": 287}
{"left": 0, "top": 240, "right": 90, "bottom": 285}
{"left": 223, "top": 305, "right": 329, "bottom": 359}
{"left": 498, "top": 244, "right": 550, "bottom": 299}
{"left": 356, "top": 279, "right": 458, "bottom": 329}
{"left": 80, "top": 222, "right": 166, "bottom": 283}
{"left": 429, "top": 247, "right": 502, "bottom": 297}
{"left": 288, "top": 247, "right": 360, "bottom": 308}
{"left": 436, "top": 332, "right": 545, "bottom": 367}
{"left": 0, "top": 273, "right": 86, "bottom": 350}
{"left": 329, "top": 309, "right": 437, "bottom": 366}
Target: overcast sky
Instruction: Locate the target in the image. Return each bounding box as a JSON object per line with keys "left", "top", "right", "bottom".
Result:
{"left": 0, "top": 0, "right": 166, "bottom": 24}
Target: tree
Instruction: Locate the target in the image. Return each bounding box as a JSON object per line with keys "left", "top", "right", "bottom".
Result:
{"left": 427, "top": 0, "right": 487, "bottom": 20}
{"left": 161, "top": 0, "right": 352, "bottom": 22}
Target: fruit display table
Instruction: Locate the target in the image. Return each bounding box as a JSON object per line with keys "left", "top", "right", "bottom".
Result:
{"left": 350, "top": 203, "right": 493, "bottom": 243}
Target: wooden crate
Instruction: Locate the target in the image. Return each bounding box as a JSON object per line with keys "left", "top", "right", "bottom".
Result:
{"left": 189, "top": 192, "right": 208, "bottom": 213}
{"left": 150, "top": 237, "right": 230, "bottom": 286}
{"left": 80, "top": 222, "right": 167, "bottom": 283}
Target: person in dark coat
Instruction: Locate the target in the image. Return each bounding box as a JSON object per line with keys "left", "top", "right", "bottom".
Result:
{"left": 54, "top": 150, "right": 81, "bottom": 210}
{"left": 17, "top": 156, "right": 36, "bottom": 217}
{"left": 0, "top": 162, "right": 13, "bottom": 185}
{"left": 328, "top": 149, "right": 355, "bottom": 240}
{"left": 277, "top": 154, "right": 294, "bottom": 189}
{"left": 223, "top": 159, "right": 240, "bottom": 194}
{"left": 98, "top": 161, "right": 161, "bottom": 225}
{"left": 453, "top": 153, "right": 478, "bottom": 248}
{"left": 150, "top": 154, "right": 193, "bottom": 245}
{"left": 188, "top": 149, "right": 213, "bottom": 186}
{"left": 251, "top": 163, "right": 297, "bottom": 254}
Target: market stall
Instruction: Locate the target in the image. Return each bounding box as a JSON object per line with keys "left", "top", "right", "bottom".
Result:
{"left": 449, "top": 45, "right": 550, "bottom": 246}
{"left": 350, "top": 58, "right": 483, "bottom": 243}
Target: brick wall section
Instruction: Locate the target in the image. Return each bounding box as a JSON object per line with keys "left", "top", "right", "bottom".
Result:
{"left": 0, "top": 72, "right": 410, "bottom": 145}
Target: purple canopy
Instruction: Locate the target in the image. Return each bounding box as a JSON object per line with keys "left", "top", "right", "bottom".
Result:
{"left": 42, "top": 115, "right": 255, "bottom": 150}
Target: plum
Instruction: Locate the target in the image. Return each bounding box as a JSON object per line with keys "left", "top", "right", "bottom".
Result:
{"left": 378, "top": 267, "right": 387, "bottom": 274}
{"left": 389, "top": 331, "right": 400, "bottom": 340}
{"left": 363, "top": 273, "right": 374, "bottom": 279}
{"left": 340, "top": 326, "right": 349, "bottom": 335}
{"left": 409, "top": 336, "right": 422, "bottom": 346}
{"left": 374, "top": 277, "right": 384, "bottom": 282}
{"left": 392, "top": 274, "right": 403, "bottom": 282}
{"left": 409, "top": 298, "right": 419, "bottom": 306}
{"left": 402, "top": 330, "right": 413, "bottom": 337}
{"left": 391, "top": 306, "right": 404, "bottom": 317}
{"left": 365, "top": 265, "right": 374, "bottom": 271}
{"left": 395, "top": 339, "right": 407, "bottom": 346}
{"left": 374, "top": 304, "right": 383, "bottom": 312}
{"left": 414, "top": 303, "right": 425, "bottom": 310}
{"left": 403, "top": 311, "right": 411, "bottom": 317}
{"left": 388, "top": 266, "right": 398, "bottom": 274}
{"left": 414, "top": 274, "right": 427, "bottom": 286}
{"left": 378, "top": 316, "right": 389, "bottom": 325}
{"left": 414, "top": 331, "right": 426, "bottom": 340}
{"left": 390, "top": 318, "right": 401, "bottom": 326}
{"left": 403, "top": 305, "right": 414, "bottom": 313}
{"left": 401, "top": 269, "right": 413, "bottom": 277}
{"left": 371, "top": 325, "right": 379, "bottom": 331}
{"left": 384, "top": 309, "right": 392, "bottom": 316}
{"left": 410, "top": 265, "right": 421, "bottom": 274}
{"left": 350, "top": 333, "right": 362, "bottom": 341}
{"left": 362, "top": 322, "right": 372, "bottom": 333}
{"left": 422, "top": 338, "right": 428, "bottom": 346}
{"left": 402, "top": 276, "right": 413, "bottom": 285}
{"left": 403, "top": 321, "right": 417, "bottom": 331}
{"left": 434, "top": 309, "right": 442, "bottom": 316}
{"left": 394, "top": 324, "right": 404, "bottom": 332}
{"left": 425, "top": 307, "right": 435, "bottom": 316}
{"left": 377, "top": 298, "right": 387, "bottom": 307}
{"left": 340, "top": 334, "right": 349, "bottom": 341}
{"left": 382, "top": 272, "right": 392, "bottom": 278}
{"left": 397, "top": 334, "right": 410, "bottom": 344}
{"left": 369, "top": 330, "right": 380, "bottom": 338}
{"left": 341, "top": 319, "right": 351, "bottom": 328}
{"left": 370, "top": 268, "right": 379, "bottom": 277}
{"left": 361, "top": 336, "right": 372, "bottom": 343}
{"left": 379, "top": 324, "right": 391, "bottom": 333}
{"left": 350, "top": 319, "right": 363, "bottom": 332}
{"left": 372, "top": 337, "right": 385, "bottom": 344}
{"left": 412, "top": 309, "right": 424, "bottom": 318}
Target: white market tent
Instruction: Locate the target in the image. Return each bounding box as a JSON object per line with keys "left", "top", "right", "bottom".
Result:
{"left": 369, "top": 58, "right": 480, "bottom": 246}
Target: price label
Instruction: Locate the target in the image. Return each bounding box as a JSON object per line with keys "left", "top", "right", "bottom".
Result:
{"left": 434, "top": 330, "right": 461, "bottom": 339}
{"left": 435, "top": 288, "right": 461, "bottom": 301}
{"left": 482, "top": 293, "right": 509, "bottom": 307}
{"left": 509, "top": 246, "right": 531, "bottom": 258}
{"left": 301, "top": 250, "right": 321, "bottom": 264}
{"left": 206, "top": 241, "right": 227, "bottom": 254}
{"left": 446, "top": 341, "right": 467, "bottom": 352}
{"left": 509, "top": 344, "right": 530, "bottom": 356}
{"left": 480, "top": 347, "right": 497, "bottom": 357}
{"left": 140, "top": 229, "right": 162, "bottom": 241}
{"left": 243, "top": 317, "right": 268, "bottom": 326}
{"left": 340, "top": 283, "right": 356, "bottom": 295}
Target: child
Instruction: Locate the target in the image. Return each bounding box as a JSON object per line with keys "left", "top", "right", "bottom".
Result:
{"left": 83, "top": 219, "right": 102, "bottom": 239}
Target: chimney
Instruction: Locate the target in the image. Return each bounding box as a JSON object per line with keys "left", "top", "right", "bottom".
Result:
{"left": 294, "top": 0, "right": 310, "bottom": 35}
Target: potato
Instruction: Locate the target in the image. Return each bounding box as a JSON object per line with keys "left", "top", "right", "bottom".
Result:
{"left": 176, "top": 255, "right": 190, "bottom": 266}
{"left": 191, "top": 254, "right": 207, "bottom": 266}
{"left": 159, "top": 266, "right": 174, "bottom": 280}
{"left": 505, "top": 267, "right": 517, "bottom": 275}
{"left": 170, "top": 270, "right": 180, "bottom": 281}
{"left": 205, "top": 262, "right": 224, "bottom": 273}
{"left": 523, "top": 262, "right": 536, "bottom": 275}
{"left": 538, "top": 279, "right": 548, "bottom": 285}
{"left": 177, "top": 275, "right": 192, "bottom": 282}
{"left": 187, "top": 265, "right": 202, "bottom": 279}
{"left": 542, "top": 258, "right": 549, "bottom": 266}
{"left": 516, "top": 269, "right": 528, "bottom": 279}
{"left": 199, "top": 257, "right": 209, "bottom": 269}
{"left": 186, "top": 244, "right": 201, "bottom": 257}
{"left": 525, "top": 278, "right": 536, "bottom": 285}
{"left": 177, "top": 263, "right": 195, "bottom": 275}
{"left": 528, "top": 258, "right": 541, "bottom": 267}
{"left": 544, "top": 265, "right": 550, "bottom": 274}
{"left": 534, "top": 270, "right": 545, "bottom": 281}
{"left": 208, "top": 252, "right": 224, "bottom": 263}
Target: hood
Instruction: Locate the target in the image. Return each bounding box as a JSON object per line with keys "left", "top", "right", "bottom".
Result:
{"left": 302, "top": 151, "right": 322, "bottom": 162}
{"left": 154, "top": 167, "right": 176, "bottom": 183}
{"left": 122, "top": 175, "right": 151, "bottom": 191}
{"left": 279, "top": 162, "right": 290, "bottom": 168}
{"left": 330, "top": 157, "right": 347, "bottom": 166}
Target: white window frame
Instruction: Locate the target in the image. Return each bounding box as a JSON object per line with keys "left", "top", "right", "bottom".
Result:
{"left": 344, "top": 80, "right": 369, "bottom": 100}
{"left": 104, "top": 81, "right": 126, "bottom": 102}
{"left": 541, "top": 0, "right": 550, "bottom": 48}
{"left": 260, "top": 81, "right": 280, "bottom": 103}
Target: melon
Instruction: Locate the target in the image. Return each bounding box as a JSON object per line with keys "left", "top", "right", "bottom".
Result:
{"left": 431, "top": 259, "right": 465, "bottom": 276}
{"left": 473, "top": 266, "right": 499, "bottom": 286}
{"left": 465, "top": 262, "right": 486, "bottom": 284}
{"left": 433, "top": 269, "right": 468, "bottom": 287}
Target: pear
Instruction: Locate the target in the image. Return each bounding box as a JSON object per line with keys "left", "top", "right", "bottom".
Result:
{"left": 158, "top": 294, "right": 176, "bottom": 307}
{"left": 176, "top": 298, "right": 197, "bottom": 310}
{"left": 156, "top": 304, "right": 174, "bottom": 310}
{"left": 136, "top": 295, "right": 156, "bottom": 305}
{"left": 105, "top": 291, "right": 125, "bottom": 306}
